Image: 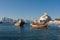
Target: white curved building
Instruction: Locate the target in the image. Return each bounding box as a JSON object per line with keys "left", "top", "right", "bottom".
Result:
{"left": 38, "top": 12, "right": 52, "bottom": 23}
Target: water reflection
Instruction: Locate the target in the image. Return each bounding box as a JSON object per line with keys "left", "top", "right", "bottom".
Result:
{"left": 0, "top": 23, "right": 60, "bottom": 40}
{"left": 17, "top": 24, "right": 60, "bottom": 40}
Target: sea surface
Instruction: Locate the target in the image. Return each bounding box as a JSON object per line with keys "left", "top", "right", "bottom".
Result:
{"left": 0, "top": 23, "right": 60, "bottom": 40}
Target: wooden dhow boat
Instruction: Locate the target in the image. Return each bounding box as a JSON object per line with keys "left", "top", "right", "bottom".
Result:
{"left": 30, "top": 22, "right": 48, "bottom": 29}
{"left": 30, "top": 12, "right": 52, "bottom": 29}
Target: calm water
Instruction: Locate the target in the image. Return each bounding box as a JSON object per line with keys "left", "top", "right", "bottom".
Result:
{"left": 0, "top": 23, "right": 60, "bottom": 40}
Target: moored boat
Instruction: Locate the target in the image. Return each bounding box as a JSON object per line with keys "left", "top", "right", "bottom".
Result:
{"left": 30, "top": 22, "right": 47, "bottom": 29}
{"left": 30, "top": 12, "right": 51, "bottom": 29}
{"left": 14, "top": 19, "right": 25, "bottom": 27}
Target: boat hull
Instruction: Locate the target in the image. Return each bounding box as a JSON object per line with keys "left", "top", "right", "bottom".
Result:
{"left": 14, "top": 21, "right": 25, "bottom": 27}
{"left": 30, "top": 23, "right": 47, "bottom": 29}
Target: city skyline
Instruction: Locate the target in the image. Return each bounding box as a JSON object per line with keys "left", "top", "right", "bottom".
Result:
{"left": 0, "top": 0, "right": 60, "bottom": 20}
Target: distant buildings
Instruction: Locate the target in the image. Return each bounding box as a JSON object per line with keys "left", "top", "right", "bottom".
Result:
{"left": 1, "top": 17, "right": 27, "bottom": 24}
{"left": 2, "top": 17, "right": 15, "bottom": 24}
{"left": 55, "top": 18, "right": 60, "bottom": 21}
{"left": 48, "top": 18, "right": 60, "bottom": 25}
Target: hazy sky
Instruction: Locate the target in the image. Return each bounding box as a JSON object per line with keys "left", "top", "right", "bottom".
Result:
{"left": 0, "top": 0, "right": 60, "bottom": 20}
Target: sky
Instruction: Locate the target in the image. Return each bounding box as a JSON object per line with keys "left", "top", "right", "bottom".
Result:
{"left": 0, "top": 0, "right": 60, "bottom": 20}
